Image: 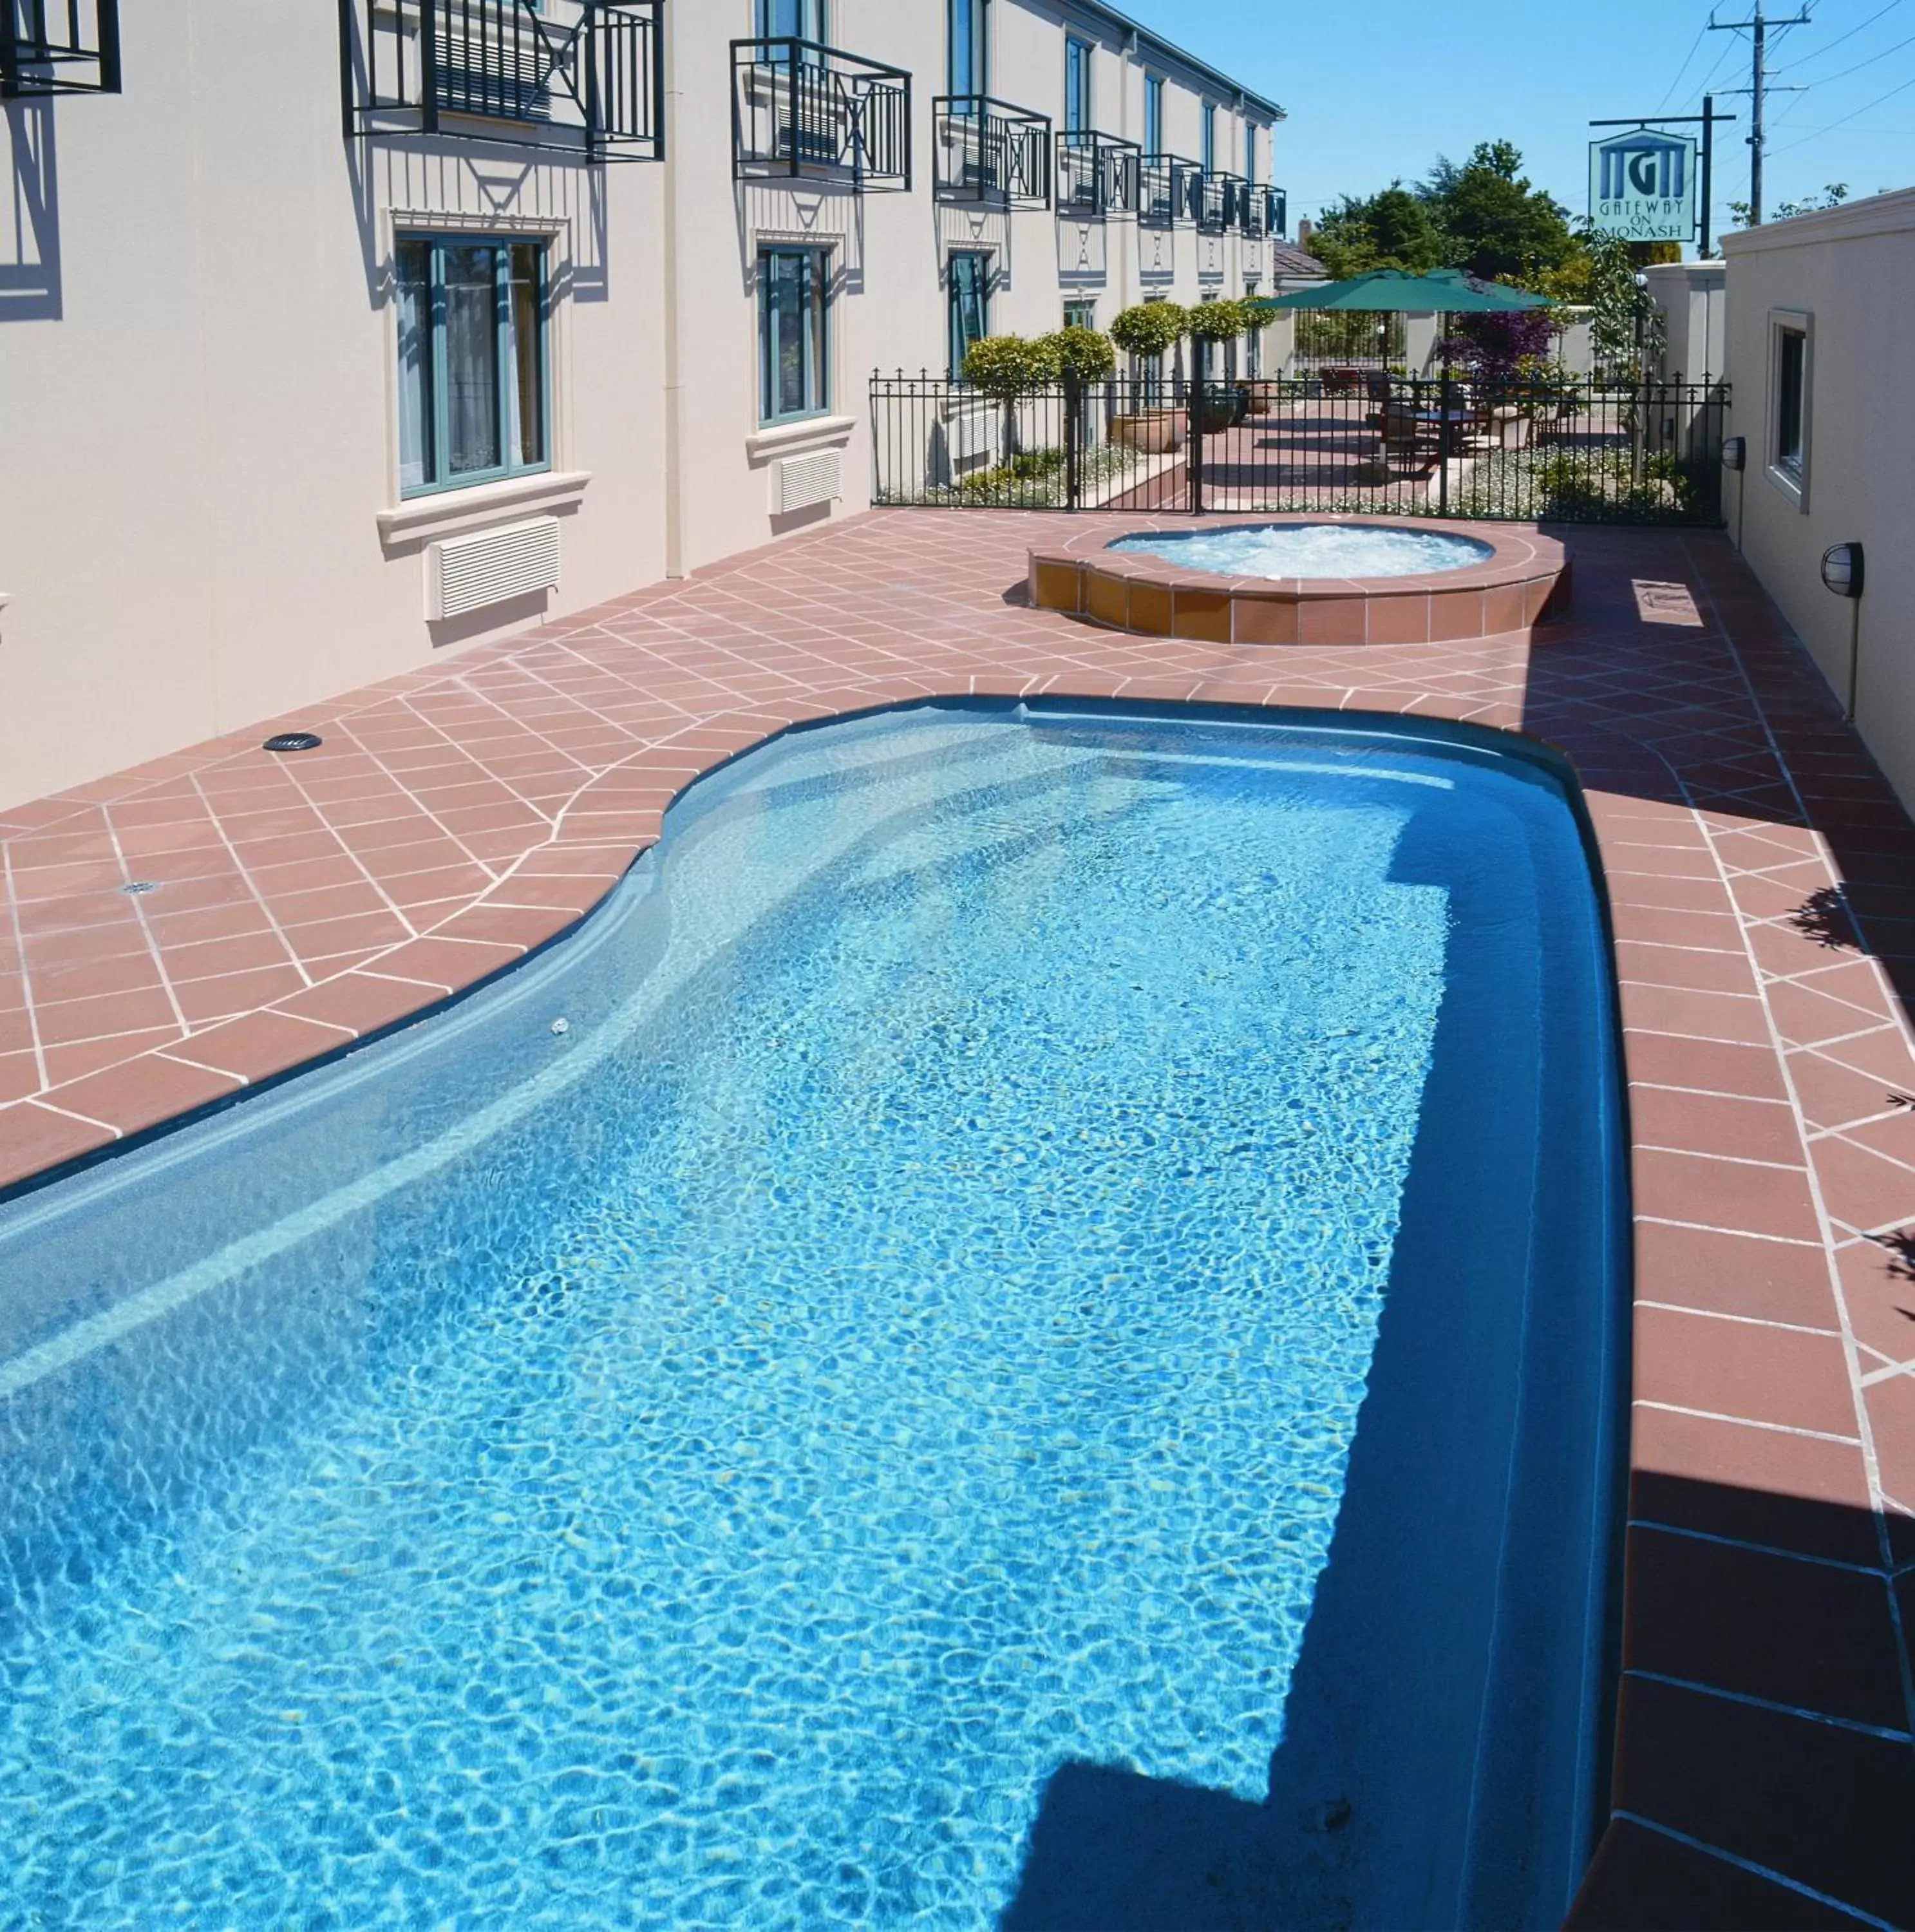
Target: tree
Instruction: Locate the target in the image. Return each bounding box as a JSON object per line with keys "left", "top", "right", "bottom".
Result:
{"left": 1305, "top": 182, "right": 1446, "bottom": 279}
{"left": 1303, "top": 141, "right": 1582, "bottom": 294}
{"left": 1583, "top": 231, "right": 1666, "bottom": 373}
{"left": 1432, "top": 142, "right": 1578, "bottom": 287}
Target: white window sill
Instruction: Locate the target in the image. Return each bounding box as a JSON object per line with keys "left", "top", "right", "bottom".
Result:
{"left": 377, "top": 470, "right": 592, "bottom": 545}
{"left": 1764, "top": 462, "right": 1809, "bottom": 513}
{"left": 746, "top": 415, "right": 857, "bottom": 463}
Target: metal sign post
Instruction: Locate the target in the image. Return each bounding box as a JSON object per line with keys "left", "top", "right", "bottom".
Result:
{"left": 1589, "top": 100, "right": 1735, "bottom": 254}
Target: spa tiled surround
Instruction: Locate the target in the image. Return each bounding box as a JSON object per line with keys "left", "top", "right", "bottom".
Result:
{"left": 1030, "top": 515, "right": 1571, "bottom": 645}
{"left": 1, "top": 511, "right": 1912, "bottom": 1927}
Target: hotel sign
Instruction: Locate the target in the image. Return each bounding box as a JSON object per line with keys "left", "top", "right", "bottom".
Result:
{"left": 1589, "top": 128, "right": 1697, "bottom": 243}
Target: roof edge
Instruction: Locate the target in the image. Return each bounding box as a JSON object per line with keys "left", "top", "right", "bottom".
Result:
{"left": 1057, "top": 0, "right": 1287, "bottom": 123}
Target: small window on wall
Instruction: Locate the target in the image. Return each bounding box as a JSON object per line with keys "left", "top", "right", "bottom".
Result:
{"left": 1772, "top": 317, "right": 1809, "bottom": 493}
{"left": 759, "top": 0, "right": 824, "bottom": 39}
{"left": 396, "top": 236, "right": 548, "bottom": 498}
{"left": 760, "top": 247, "right": 829, "bottom": 425}
{"left": 1202, "top": 104, "right": 1216, "bottom": 173}
{"left": 947, "top": 0, "right": 985, "bottom": 95}
{"left": 1065, "top": 37, "right": 1092, "bottom": 134}
{"left": 1064, "top": 299, "right": 1096, "bottom": 331}
{"left": 949, "top": 252, "right": 991, "bottom": 378}
{"left": 1144, "top": 75, "right": 1163, "bottom": 155}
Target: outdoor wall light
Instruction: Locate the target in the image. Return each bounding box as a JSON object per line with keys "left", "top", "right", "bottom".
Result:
{"left": 1821, "top": 542, "right": 1864, "bottom": 599}
{"left": 1721, "top": 435, "right": 1746, "bottom": 471}
{"left": 1821, "top": 544, "right": 1866, "bottom": 723}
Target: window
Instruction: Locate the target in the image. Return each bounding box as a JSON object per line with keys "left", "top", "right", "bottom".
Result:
{"left": 1201, "top": 104, "right": 1216, "bottom": 173}
{"left": 1144, "top": 75, "right": 1163, "bottom": 155}
{"left": 759, "top": 247, "right": 829, "bottom": 425}
{"left": 948, "top": 252, "right": 990, "bottom": 379}
{"left": 1775, "top": 323, "right": 1807, "bottom": 482}
{"left": 947, "top": 0, "right": 985, "bottom": 95}
{"left": 1245, "top": 123, "right": 1259, "bottom": 185}
{"left": 1065, "top": 36, "right": 1091, "bottom": 134}
{"left": 758, "top": 0, "right": 824, "bottom": 39}
{"left": 1064, "top": 299, "right": 1096, "bottom": 332}
{"left": 396, "top": 237, "right": 547, "bottom": 498}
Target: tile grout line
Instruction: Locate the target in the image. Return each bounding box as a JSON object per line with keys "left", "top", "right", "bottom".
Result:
{"left": 1684, "top": 539, "right": 1915, "bottom": 1745}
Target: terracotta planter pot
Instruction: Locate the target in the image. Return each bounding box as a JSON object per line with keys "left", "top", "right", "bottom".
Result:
{"left": 1111, "top": 410, "right": 1184, "bottom": 454}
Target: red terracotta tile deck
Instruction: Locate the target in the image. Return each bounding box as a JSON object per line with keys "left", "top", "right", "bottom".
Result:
{"left": 3, "top": 509, "right": 1914, "bottom": 1924}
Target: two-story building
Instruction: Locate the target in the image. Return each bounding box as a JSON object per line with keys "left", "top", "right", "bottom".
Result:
{"left": 0, "top": 1, "right": 1283, "bottom": 807}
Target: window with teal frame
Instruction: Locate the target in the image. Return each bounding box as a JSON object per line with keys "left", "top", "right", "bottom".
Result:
{"left": 948, "top": 252, "right": 990, "bottom": 378}
{"left": 947, "top": 0, "right": 985, "bottom": 93}
{"left": 759, "top": 247, "right": 829, "bottom": 425}
{"left": 758, "top": 0, "right": 825, "bottom": 39}
{"left": 1144, "top": 75, "right": 1163, "bottom": 156}
{"left": 1064, "top": 37, "right": 1091, "bottom": 134}
{"left": 1201, "top": 103, "right": 1216, "bottom": 173}
{"left": 395, "top": 236, "right": 548, "bottom": 498}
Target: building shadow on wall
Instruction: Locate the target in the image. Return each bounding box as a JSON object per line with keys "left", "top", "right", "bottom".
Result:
{"left": 1, "top": 101, "right": 61, "bottom": 321}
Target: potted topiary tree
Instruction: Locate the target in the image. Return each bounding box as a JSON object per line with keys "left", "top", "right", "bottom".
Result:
{"left": 959, "top": 333, "right": 1062, "bottom": 470}
{"left": 1108, "top": 301, "right": 1187, "bottom": 453}
{"left": 1186, "top": 299, "right": 1252, "bottom": 431}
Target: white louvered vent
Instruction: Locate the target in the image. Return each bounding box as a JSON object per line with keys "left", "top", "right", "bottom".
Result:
{"left": 945, "top": 407, "right": 997, "bottom": 465}
{"left": 426, "top": 516, "right": 561, "bottom": 621}
{"left": 775, "top": 449, "right": 843, "bottom": 515}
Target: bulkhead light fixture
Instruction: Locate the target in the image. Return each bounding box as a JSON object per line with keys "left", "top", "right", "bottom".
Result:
{"left": 1820, "top": 542, "right": 1863, "bottom": 599}
{"left": 1721, "top": 435, "right": 1745, "bottom": 472}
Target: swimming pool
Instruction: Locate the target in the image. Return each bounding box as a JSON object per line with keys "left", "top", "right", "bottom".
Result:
{"left": 0, "top": 702, "right": 1627, "bottom": 1929}
{"left": 1108, "top": 523, "right": 1496, "bottom": 580}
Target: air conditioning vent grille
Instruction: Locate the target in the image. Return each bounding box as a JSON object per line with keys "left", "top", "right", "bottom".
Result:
{"left": 776, "top": 450, "right": 843, "bottom": 515}
{"left": 426, "top": 516, "right": 561, "bottom": 621}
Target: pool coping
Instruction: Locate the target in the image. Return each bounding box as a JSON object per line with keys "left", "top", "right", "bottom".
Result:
{"left": 1029, "top": 513, "right": 1571, "bottom": 646}
{"left": 0, "top": 511, "right": 1911, "bottom": 1927}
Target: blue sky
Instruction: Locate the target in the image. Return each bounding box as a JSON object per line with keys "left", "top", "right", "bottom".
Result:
{"left": 1117, "top": 0, "right": 1915, "bottom": 247}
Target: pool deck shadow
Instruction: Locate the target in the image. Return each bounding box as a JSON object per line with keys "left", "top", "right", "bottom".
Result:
{"left": 1, "top": 511, "right": 1914, "bottom": 1925}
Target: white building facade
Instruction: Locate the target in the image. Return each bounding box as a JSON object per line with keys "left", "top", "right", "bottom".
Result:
{"left": 0, "top": 0, "right": 1283, "bottom": 808}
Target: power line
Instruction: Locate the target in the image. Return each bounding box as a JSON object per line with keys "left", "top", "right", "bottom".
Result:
{"left": 1768, "top": 21, "right": 1915, "bottom": 130}
{"left": 1781, "top": 0, "right": 1907, "bottom": 71}
{"left": 1659, "top": 11, "right": 1715, "bottom": 110}
{"left": 1768, "top": 65, "right": 1915, "bottom": 149}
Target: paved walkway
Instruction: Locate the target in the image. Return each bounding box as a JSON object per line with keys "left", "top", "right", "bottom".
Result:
{"left": 1, "top": 511, "right": 1912, "bottom": 1925}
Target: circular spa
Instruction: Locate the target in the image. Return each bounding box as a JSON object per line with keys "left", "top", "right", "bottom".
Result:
{"left": 1030, "top": 515, "right": 1571, "bottom": 648}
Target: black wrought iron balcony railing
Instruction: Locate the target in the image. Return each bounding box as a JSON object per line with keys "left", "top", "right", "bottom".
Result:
{"left": 339, "top": 0, "right": 664, "bottom": 162}
{"left": 732, "top": 38, "right": 912, "bottom": 191}
{"left": 1055, "top": 129, "right": 1140, "bottom": 220}
{"left": 1267, "top": 185, "right": 1290, "bottom": 240}
{"left": 1201, "top": 170, "right": 1247, "bottom": 234}
{"left": 1138, "top": 153, "right": 1202, "bottom": 229}
{"left": 933, "top": 95, "right": 1050, "bottom": 209}
{"left": 2, "top": 0, "right": 120, "bottom": 97}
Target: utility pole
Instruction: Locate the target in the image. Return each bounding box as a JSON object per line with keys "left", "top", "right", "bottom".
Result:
{"left": 1710, "top": 3, "right": 1811, "bottom": 225}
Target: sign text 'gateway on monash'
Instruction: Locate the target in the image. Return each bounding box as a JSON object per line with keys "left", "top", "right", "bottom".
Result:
{"left": 1589, "top": 128, "right": 1697, "bottom": 243}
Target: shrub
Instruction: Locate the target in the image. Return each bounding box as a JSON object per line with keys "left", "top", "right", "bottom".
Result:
{"left": 1185, "top": 298, "right": 1252, "bottom": 343}
{"left": 1109, "top": 301, "right": 1187, "bottom": 359}
{"left": 1041, "top": 325, "right": 1117, "bottom": 387}
{"left": 959, "top": 334, "right": 1061, "bottom": 399}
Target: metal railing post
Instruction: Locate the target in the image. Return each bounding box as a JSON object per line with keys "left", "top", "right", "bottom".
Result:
{"left": 1437, "top": 370, "right": 1451, "bottom": 519}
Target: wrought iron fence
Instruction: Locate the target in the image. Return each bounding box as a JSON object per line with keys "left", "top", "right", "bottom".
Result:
{"left": 871, "top": 372, "right": 1731, "bottom": 527}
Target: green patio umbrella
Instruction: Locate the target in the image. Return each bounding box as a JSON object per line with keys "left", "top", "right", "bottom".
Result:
{"left": 1246, "top": 268, "right": 1552, "bottom": 314}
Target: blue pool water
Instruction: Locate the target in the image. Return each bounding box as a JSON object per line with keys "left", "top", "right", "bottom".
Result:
{"left": 0, "top": 704, "right": 1625, "bottom": 1929}
{"left": 1109, "top": 523, "right": 1496, "bottom": 579}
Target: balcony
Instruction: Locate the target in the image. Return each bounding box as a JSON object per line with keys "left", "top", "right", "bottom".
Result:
{"left": 1267, "top": 185, "right": 1290, "bottom": 238}
{"left": 2, "top": 0, "right": 120, "bottom": 97}
{"left": 1138, "top": 153, "right": 1201, "bottom": 229}
{"left": 1055, "top": 130, "right": 1140, "bottom": 220}
{"left": 1200, "top": 171, "right": 1248, "bottom": 234}
{"left": 731, "top": 39, "right": 912, "bottom": 191}
{"left": 339, "top": 0, "right": 664, "bottom": 162}
{"left": 933, "top": 95, "right": 1050, "bottom": 209}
